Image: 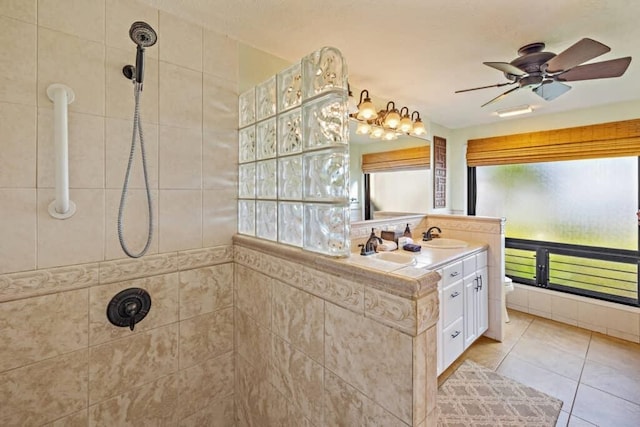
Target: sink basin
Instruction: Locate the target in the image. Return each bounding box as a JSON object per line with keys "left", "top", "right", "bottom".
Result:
{"left": 421, "top": 238, "right": 468, "bottom": 249}
{"left": 373, "top": 252, "right": 416, "bottom": 265}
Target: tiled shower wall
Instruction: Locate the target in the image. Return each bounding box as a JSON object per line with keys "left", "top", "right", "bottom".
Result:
{"left": 1, "top": 0, "right": 238, "bottom": 424}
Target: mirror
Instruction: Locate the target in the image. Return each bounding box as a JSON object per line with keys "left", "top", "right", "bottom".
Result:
{"left": 348, "top": 120, "right": 431, "bottom": 222}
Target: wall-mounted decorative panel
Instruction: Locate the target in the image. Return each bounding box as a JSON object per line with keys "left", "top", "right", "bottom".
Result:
{"left": 238, "top": 47, "right": 349, "bottom": 256}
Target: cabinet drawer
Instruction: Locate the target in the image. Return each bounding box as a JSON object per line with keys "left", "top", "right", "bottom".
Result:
{"left": 462, "top": 255, "right": 476, "bottom": 277}
{"left": 477, "top": 250, "right": 488, "bottom": 269}
{"left": 442, "top": 281, "right": 464, "bottom": 327}
{"left": 442, "top": 261, "right": 463, "bottom": 286}
{"left": 442, "top": 317, "right": 464, "bottom": 368}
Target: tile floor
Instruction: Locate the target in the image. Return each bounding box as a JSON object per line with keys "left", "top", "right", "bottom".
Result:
{"left": 439, "top": 309, "right": 640, "bottom": 427}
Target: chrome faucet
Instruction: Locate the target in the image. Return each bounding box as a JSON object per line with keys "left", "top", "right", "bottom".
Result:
{"left": 422, "top": 226, "right": 442, "bottom": 241}
{"left": 359, "top": 228, "right": 382, "bottom": 256}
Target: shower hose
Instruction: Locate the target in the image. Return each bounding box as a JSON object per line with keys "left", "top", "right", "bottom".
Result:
{"left": 117, "top": 82, "right": 153, "bottom": 258}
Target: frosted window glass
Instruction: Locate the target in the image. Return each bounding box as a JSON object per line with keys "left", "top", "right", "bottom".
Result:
{"left": 476, "top": 158, "right": 637, "bottom": 250}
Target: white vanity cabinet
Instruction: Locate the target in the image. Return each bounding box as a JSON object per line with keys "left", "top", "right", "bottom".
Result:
{"left": 436, "top": 249, "right": 488, "bottom": 375}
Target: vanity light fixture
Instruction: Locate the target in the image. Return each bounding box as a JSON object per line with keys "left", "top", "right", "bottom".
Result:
{"left": 496, "top": 104, "right": 533, "bottom": 118}
{"left": 356, "top": 89, "right": 378, "bottom": 120}
{"left": 351, "top": 89, "right": 428, "bottom": 140}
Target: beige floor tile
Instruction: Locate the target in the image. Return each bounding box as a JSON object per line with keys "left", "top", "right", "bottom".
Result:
{"left": 581, "top": 359, "right": 640, "bottom": 405}
{"left": 510, "top": 335, "right": 585, "bottom": 380}
{"left": 522, "top": 317, "right": 591, "bottom": 358}
{"left": 572, "top": 384, "right": 640, "bottom": 427}
{"left": 568, "top": 415, "right": 597, "bottom": 426}
{"left": 497, "top": 353, "right": 578, "bottom": 412}
{"left": 587, "top": 332, "right": 640, "bottom": 375}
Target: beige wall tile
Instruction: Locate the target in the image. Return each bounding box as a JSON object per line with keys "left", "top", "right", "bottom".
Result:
{"left": 88, "top": 373, "right": 177, "bottom": 426}
{"left": 104, "top": 188, "right": 159, "bottom": 260}
{"left": 325, "top": 302, "right": 413, "bottom": 424}
{"left": 37, "top": 188, "right": 105, "bottom": 269}
{"left": 203, "top": 72, "right": 238, "bottom": 132}
{"left": 203, "top": 29, "right": 238, "bottom": 83}
{"left": 0, "top": 349, "right": 88, "bottom": 426}
{"left": 363, "top": 396, "right": 410, "bottom": 427}
{"left": 528, "top": 291, "right": 552, "bottom": 316}
{"left": 0, "top": 102, "right": 36, "bottom": 187}
{"left": 0, "top": 16, "right": 36, "bottom": 105}
{"left": 158, "top": 189, "right": 202, "bottom": 252}
{"left": 99, "top": 252, "right": 177, "bottom": 284}
{"left": 235, "top": 264, "right": 272, "bottom": 327}
{"left": 159, "top": 125, "right": 202, "bottom": 189}
{"left": 105, "top": 117, "right": 159, "bottom": 190}
{"left": 203, "top": 189, "right": 237, "bottom": 247}
{"left": 177, "top": 246, "right": 233, "bottom": 270}
{"left": 0, "top": 288, "right": 88, "bottom": 372}
{"left": 301, "top": 266, "right": 365, "bottom": 313}
{"left": 270, "top": 335, "right": 324, "bottom": 422}
{"left": 272, "top": 280, "right": 324, "bottom": 363}
{"left": 89, "top": 272, "right": 178, "bottom": 346}
{"left": 605, "top": 306, "right": 640, "bottom": 336}
{"left": 105, "top": 0, "right": 159, "bottom": 56}
{"left": 38, "top": 28, "right": 105, "bottom": 115}
{"left": 0, "top": 263, "right": 99, "bottom": 303}
{"left": 159, "top": 11, "right": 202, "bottom": 71}
{"left": 0, "top": 0, "right": 36, "bottom": 22}
{"left": 364, "top": 287, "right": 417, "bottom": 335}
{"left": 179, "top": 307, "right": 233, "bottom": 369}
{"left": 44, "top": 409, "right": 88, "bottom": 427}
{"left": 235, "top": 353, "right": 270, "bottom": 427}
{"left": 105, "top": 46, "right": 159, "bottom": 123}
{"left": 89, "top": 324, "right": 178, "bottom": 404}
{"left": 0, "top": 189, "right": 36, "bottom": 274}
{"left": 178, "top": 394, "right": 234, "bottom": 427}
{"left": 158, "top": 61, "right": 202, "bottom": 129}
{"left": 268, "top": 386, "right": 312, "bottom": 427}
{"left": 236, "top": 307, "right": 271, "bottom": 372}
{"left": 178, "top": 352, "right": 234, "bottom": 418}
{"left": 38, "top": 0, "right": 105, "bottom": 42}
{"left": 37, "top": 109, "right": 105, "bottom": 188}
{"left": 203, "top": 129, "right": 238, "bottom": 190}
{"left": 179, "top": 264, "right": 233, "bottom": 319}
{"left": 324, "top": 369, "right": 363, "bottom": 427}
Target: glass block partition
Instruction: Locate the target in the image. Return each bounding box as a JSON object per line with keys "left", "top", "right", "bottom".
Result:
{"left": 238, "top": 47, "right": 350, "bottom": 256}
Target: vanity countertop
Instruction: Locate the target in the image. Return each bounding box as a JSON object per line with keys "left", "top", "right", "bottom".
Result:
{"left": 342, "top": 241, "right": 488, "bottom": 277}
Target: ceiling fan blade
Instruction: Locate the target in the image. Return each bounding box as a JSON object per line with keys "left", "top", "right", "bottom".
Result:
{"left": 455, "top": 81, "right": 516, "bottom": 93}
{"left": 545, "top": 38, "right": 610, "bottom": 73}
{"left": 483, "top": 62, "right": 525, "bottom": 76}
{"left": 556, "top": 57, "right": 632, "bottom": 81}
{"left": 481, "top": 86, "right": 520, "bottom": 107}
{"left": 534, "top": 81, "right": 571, "bottom": 101}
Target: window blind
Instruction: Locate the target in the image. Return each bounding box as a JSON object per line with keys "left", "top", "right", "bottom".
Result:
{"left": 361, "top": 145, "right": 430, "bottom": 173}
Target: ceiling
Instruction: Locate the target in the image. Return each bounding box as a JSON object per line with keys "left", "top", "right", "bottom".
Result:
{"left": 150, "top": 0, "right": 640, "bottom": 129}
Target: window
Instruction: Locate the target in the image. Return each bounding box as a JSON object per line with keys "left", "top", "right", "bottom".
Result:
{"left": 472, "top": 157, "right": 639, "bottom": 306}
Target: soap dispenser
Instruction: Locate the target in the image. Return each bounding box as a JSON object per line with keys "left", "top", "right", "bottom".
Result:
{"left": 403, "top": 223, "right": 412, "bottom": 238}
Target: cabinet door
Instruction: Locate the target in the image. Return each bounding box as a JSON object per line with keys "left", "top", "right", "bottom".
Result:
{"left": 463, "top": 273, "right": 478, "bottom": 348}
{"left": 477, "top": 265, "right": 489, "bottom": 335}
{"left": 442, "top": 317, "right": 465, "bottom": 369}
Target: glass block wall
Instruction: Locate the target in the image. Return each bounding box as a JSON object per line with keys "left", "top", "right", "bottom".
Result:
{"left": 238, "top": 47, "right": 350, "bottom": 257}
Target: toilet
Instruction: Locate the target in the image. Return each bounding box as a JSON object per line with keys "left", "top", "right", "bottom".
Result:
{"left": 504, "top": 277, "right": 514, "bottom": 323}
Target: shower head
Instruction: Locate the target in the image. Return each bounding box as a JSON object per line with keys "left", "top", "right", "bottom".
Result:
{"left": 127, "top": 21, "right": 157, "bottom": 86}
{"left": 129, "top": 21, "right": 157, "bottom": 48}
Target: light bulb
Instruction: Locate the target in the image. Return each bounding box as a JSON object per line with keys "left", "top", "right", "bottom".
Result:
{"left": 412, "top": 119, "right": 426, "bottom": 136}
{"left": 356, "top": 121, "right": 371, "bottom": 135}
{"left": 384, "top": 110, "right": 401, "bottom": 129}
{"left": 370, "top": 126, "right": 384, "bottom": 139}
{"left": 382, "top": 129, "right": 398, "bottom": 140}
{"left": 357, "top": 99, "right": 377, "bottom": 120}
{"left": 398, "top": 116, "right": 413, "bottom": 133}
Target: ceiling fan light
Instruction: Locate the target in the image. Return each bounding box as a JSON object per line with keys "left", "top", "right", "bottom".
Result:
{"left": 496, "top": 105, "right": 533, "bottom": 117}
{"left": 356, "top": 121, "right": 371, "bottom": 135}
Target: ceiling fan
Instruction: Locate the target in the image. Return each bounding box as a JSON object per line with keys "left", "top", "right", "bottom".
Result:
{"left": 456, "top": 38, "right": 632, "bottom": 107}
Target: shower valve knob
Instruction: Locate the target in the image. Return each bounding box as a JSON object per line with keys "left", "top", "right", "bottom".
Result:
{"left": 107, "top": 288, "right": 152, "bottom": 332}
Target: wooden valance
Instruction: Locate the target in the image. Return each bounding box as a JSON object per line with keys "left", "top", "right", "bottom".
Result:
{"left": 362, "top": 145, "right": 430, "bottom": 173}
{"left": 467, "top": 118, "right": 640, "bottom": 167}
